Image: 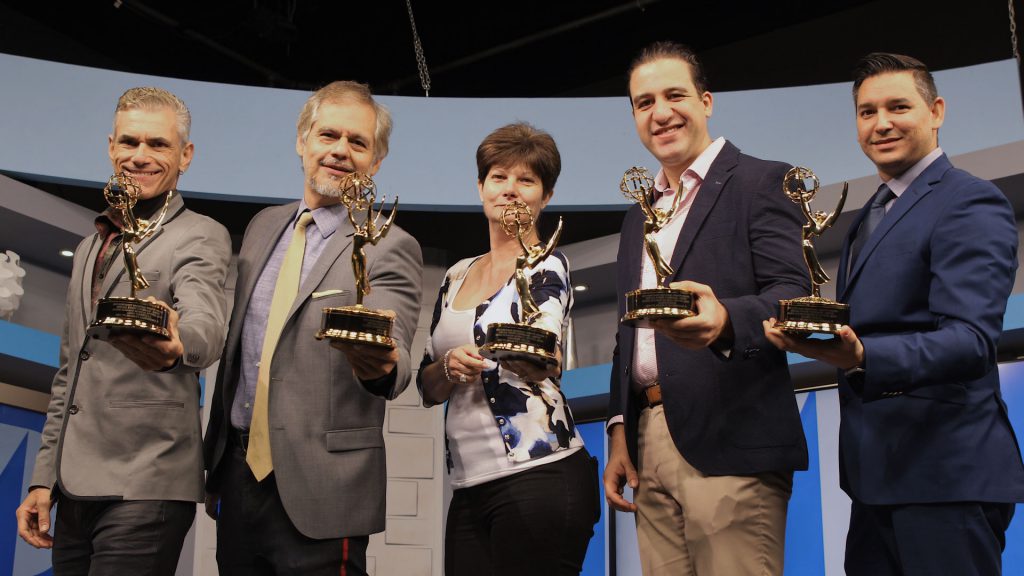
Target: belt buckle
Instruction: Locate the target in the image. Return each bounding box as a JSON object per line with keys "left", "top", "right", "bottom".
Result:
{"left": 642, "top": 383, "right": 662, "bottom": 409}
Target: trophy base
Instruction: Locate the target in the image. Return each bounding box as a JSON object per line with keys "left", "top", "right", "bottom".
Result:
{"left": 777, "top": 296, "right": 850, "bottom": 335}
{"left": 479, "top": 323, "right": 559, "bottom": 367}
{"left": 621, "top": 287, "right": 697, "bottom": 328}
{"left": 87, "top": 296, "right": 170, "bottom": 341}
{"left": 316, "top": 305, "right": 395, "bottom": 348}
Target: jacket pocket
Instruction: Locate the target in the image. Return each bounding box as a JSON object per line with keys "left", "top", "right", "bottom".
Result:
{"left": 904, "top": 383, "right": 967, "bottom": 405}
{"left": 109, "top": 399, "right": 184, "bottom": 409}
{"left": 313, "top": 289, "right": 350, "bottom": 300}
{"left": 325, "top": 427, "right": 384, "bottom": 452}
{"left": 118, "top": 270, "right": 161, "bottom": 283}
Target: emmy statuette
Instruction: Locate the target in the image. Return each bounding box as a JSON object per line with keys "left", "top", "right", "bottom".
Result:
{"left": 479, "top": 201, "right": 563, "bottom": 368}
{"left": 776, "top": 166, "right": 850, "bottom": 334}
{"left": 88, "top": 172, "right": 173, "bottom": 340}
{"left": 620, "top": 166, "right": 696, "bottom": 328}
{"left": 315, "top": 172, "right": 399, "bottom": 348}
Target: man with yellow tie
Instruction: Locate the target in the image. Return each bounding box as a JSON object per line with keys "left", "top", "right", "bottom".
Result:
{"left": 203, "top": 81, "right": 423, "bottom": 575}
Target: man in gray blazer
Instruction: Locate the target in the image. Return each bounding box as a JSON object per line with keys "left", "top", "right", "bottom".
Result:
{"left": 15, "top": 87, "right": 232, "bottom": 575}
{"left": 203, "top": 81, "right": 423, "bottom": 575}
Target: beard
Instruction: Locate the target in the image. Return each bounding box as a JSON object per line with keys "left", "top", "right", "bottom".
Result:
{"left": 309, "top": 173, "right": 347, "bottom": 198}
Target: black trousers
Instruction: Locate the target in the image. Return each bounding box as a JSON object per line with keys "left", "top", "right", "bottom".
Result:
{"left": 52, "top": 496, "right": 195, "bottom": 576}
{"left": 216, "top": 439, "right": 368, "bottom": 576}
{"left": 445, "top": 448, "right": 601, "bottom": 576}
{"left": 845, "top": 498, "right": 1016, "bottom": 576}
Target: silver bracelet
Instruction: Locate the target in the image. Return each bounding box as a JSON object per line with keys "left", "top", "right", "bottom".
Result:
{"left": 442, "top": 348, "right": 457, "bottom": 384}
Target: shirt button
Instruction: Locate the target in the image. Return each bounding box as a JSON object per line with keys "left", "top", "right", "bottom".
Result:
{"left": 79, "top": 351, "right": 90, "bottom": 361}
{"left": 503, "top": 434, "right": 511, "bottom": 440}
{"left": 489, "top": 398, "right": 495, "bottom": 404}
{"left": 498, "top": 418, "right": 505, "bottom": 425}
{"left": 68, "top": 405, "right": 79, "bottom": 415}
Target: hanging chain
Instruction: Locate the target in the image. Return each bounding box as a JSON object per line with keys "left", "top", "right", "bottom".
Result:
{"left": 405, "top": 0, "right": 432, "bottom": 96}
{"left": 1011, "top": 0, "right": 1020, "bottom": 63}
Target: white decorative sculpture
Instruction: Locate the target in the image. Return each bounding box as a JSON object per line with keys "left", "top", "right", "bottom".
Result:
{"left": 0, "top": 250, "right": 26, "bottom": 321}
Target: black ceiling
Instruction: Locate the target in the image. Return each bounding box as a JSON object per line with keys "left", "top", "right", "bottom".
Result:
{"left": 0, "top": 0, "right": 1020, "bottom": 97}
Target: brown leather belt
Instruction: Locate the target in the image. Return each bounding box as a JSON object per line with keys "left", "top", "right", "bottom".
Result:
{"left": 637, "top": 383, "right": 662, "bottom": 410}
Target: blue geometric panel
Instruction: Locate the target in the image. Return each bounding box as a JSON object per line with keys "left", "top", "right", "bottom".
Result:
{"left": 999, "top": 361, "right": 1024, "bottom": 576}
{"left": 784, "top": 392, "right": 825, "bottom": 575}
{"left": 0, "top": 433, "right": 28, "bottom": 571}
{"left": 0, "top": 405, "right": 52, "bottom": 576}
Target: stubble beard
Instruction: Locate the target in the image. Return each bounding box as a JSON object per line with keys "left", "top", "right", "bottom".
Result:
{"left": 310, "top": 174, "right": 345, "bottom": 199}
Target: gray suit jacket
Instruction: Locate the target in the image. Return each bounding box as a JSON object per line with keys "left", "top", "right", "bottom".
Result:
{"left": 31, "top": 192, "right": 231, "bottom": 503}
{"left": 204, "top": 201, "right": 423, "bottom": 540}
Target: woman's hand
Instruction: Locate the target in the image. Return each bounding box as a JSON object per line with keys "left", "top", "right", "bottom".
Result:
{"left": 445, "top": 345, "right": 487, "bottom": 384}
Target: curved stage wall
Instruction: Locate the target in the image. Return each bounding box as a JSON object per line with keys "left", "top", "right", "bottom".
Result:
{"left": 1, "top": 53, "right": 1021, "bottom": 210}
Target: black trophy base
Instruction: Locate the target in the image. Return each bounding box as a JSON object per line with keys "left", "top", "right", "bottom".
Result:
{"left": 316, "top": 305, "right": 395, "bottom": 348}
{"left": 777, "top": 296, "right": 850, "bottom": 334}
{"left": 479, "top": 323, "right": 559, "bottom": 367}
{"left": 87, "top": 296, "right": 170, "bottom": 341}
{"left": 621, "top": 287, "right": 697, "bottom": 329}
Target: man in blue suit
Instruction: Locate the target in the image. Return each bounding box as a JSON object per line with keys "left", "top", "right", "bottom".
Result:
{"left": 604, "top": 41, "right": 809, "bottom": 575}
{"left": 765, "top": 53, "right": 1024, "bottom": 575}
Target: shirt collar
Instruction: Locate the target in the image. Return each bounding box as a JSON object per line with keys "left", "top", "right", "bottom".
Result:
{"left": 883, "top": 147, "right": 943, "bottom": 198}
{"left": 94, "top": 191, "right": 172, "bottom": 235}
{"left": 653, "top": 136, "right": 727, "bottom": 195}
{"left": 296, "top": 200, "right": 345, "bottom": 239}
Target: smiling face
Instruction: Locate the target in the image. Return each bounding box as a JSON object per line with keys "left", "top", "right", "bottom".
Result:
{"left": 296, "top": 99, "right": 382, "bottom": 208}
{"left": 629, "top": 57, "right": 713, "bottom": 184}
{"left": 855, "top": 71, "right": 944, "bottom": 180}
{"left": 478, "top": 163, "right": 551, "bottom": 228}
{"left": 108, "top": 107, "right": 193, "bottom": 200}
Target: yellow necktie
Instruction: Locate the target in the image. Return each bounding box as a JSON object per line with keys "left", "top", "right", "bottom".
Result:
{"left": 247, "top": 211, "right": 314, "bottom": 480}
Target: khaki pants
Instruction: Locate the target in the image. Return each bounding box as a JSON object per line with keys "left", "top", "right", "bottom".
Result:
{"left": 635, "top": 405, "right": 793, "bottom": 576}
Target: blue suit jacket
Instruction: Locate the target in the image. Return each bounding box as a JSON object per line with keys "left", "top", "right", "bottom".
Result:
{"left": 609, "top": 140, "right": 809, "bottom": 476}
{"left": 836, "top": 153, "right": 1024, "bottom": 505}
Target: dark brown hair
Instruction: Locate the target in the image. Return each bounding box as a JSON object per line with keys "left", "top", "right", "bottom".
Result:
{"left": 626, "top": 41, "right": 709, "bottom": 98}
{"left": 852, "top": 52, "right": 938, "bottom": 104}
{"left": 476, "top": 122, "right": 561, "bottom": 198}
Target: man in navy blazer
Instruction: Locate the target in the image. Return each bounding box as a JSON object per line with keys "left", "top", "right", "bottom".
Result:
{"left": 604, "top": 41, "right": 809, "bottom": 575}
{"left": 766, "top": 53, "right": 1024, "bottom": 575}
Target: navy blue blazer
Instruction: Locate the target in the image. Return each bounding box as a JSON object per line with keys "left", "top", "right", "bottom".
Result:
{"left": 836, "top": 153, "right": 1024, "bottom": 505}
{"left": 609, "top": 140, "right": 810, "bottom": 476}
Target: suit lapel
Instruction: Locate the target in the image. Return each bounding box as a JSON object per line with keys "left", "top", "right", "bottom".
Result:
{"left": 237, "top": 203, "right": 296, "bottom": 312}
{"left": 841, "top": 154, "right": 952, "bottom": 299}
{"left": 667, "top": 142, "right": 738, "bottom": 277}
{"left": 835, "top": 208, "right": 866, "bottom": 298}
{"left": 621, "top": 206, "right": 646, "bottom": 292}
{"left": 220, "top": 202, "right": 294, "bottom": 408}
{"left": 78, "top": 234, "right": 103, "bottom": 326}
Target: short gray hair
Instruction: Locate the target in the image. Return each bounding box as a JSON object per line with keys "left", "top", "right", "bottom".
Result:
{"left": 114, "top": 86, "right": 191, "bottom": 143}
{"left": 296, "top": 80, "right": 392, "bottom": 161}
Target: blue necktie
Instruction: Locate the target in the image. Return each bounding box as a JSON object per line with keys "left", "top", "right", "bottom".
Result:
{"left": 850, "top": 184, "right": 895, "bottom": 266}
